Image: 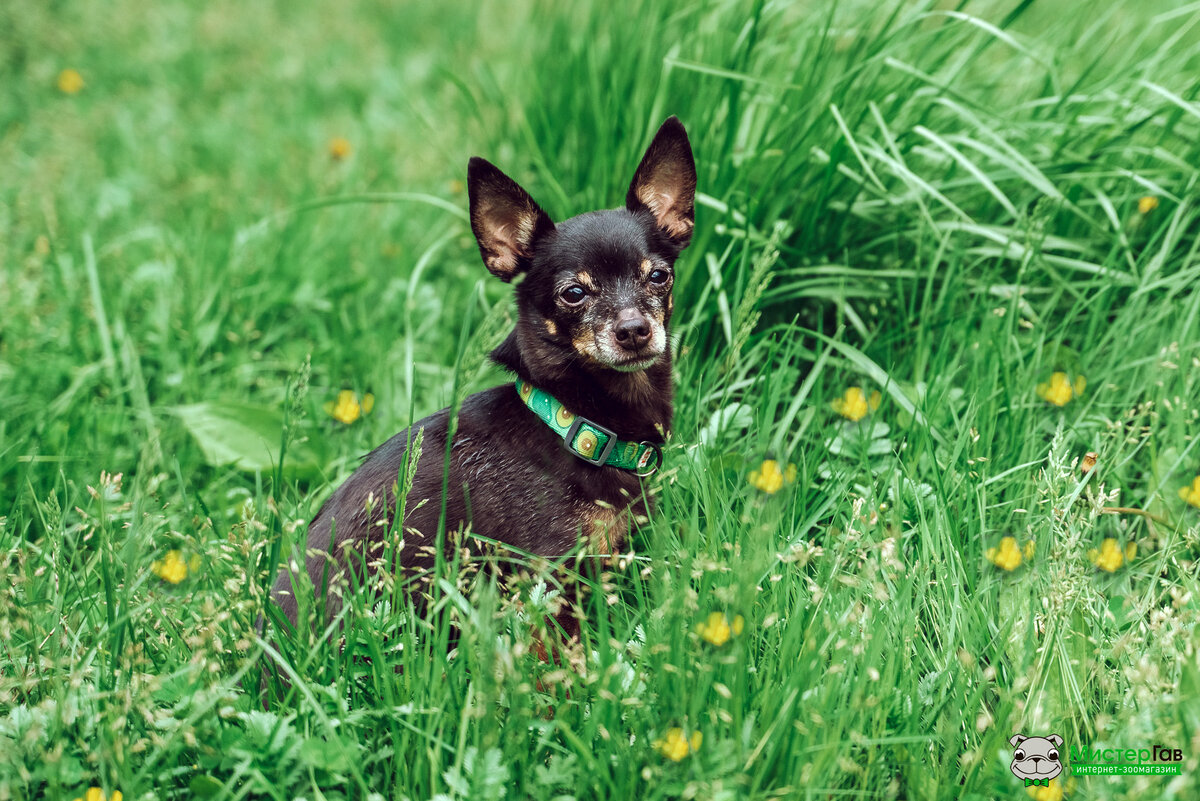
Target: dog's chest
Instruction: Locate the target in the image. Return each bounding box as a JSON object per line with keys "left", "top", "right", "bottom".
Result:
{"left": 575, "top": 496, "right": 638, "bottom": 556}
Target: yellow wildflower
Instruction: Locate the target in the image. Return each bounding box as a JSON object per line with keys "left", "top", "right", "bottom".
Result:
{"left": 696, "top": 612, "right": 744, "bottom": 646}
{"left": 1088, "top": 538, "right": 1135, "bottom": 572}
{"left": 151, "top": 550, "right": 188, "bottom": 584}
{"left": 1179, "top": 476, "right": 1200, "bottom": 508}
{"left": 73, "top": 787, "right": 122, "bottom": 801}
{"left": 1026, "top": 777, "right": 1064, "bottom": 801}
{"left": 1036, "top": 372, "right": 1086, "bottom": 407}
{"left": 985, "top": 536, "right": 1031, "bottom": 571}
{"left": 830, "top": 387, "right": 881, "bottom": 421}
{"left": 328, "top": 137, "right": 352, "bottom": 160}
{"left": 325, "top": 389, "right": 374, "bottom": 424}
{"left": 57, "top": 69, "right": 85, "bottom": 94}
{"left": 1137, "top": 196, "right": 1158, "bottom": 215}
{"left": 748, "top": 459, "right": 796, "bottom": 494}
{"left": 654, "top": 728, "right": 702, "bottom": 761}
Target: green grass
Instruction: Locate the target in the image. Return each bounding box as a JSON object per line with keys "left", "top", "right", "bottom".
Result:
{"left": 3, "top": 0, "right": 1200, "bottom": 798}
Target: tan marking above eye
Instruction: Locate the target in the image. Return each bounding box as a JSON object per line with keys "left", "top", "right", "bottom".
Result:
{"left": 575, "top": 271, "right": 598, "bottom": 291}
{"left": 640, "top": 258, "right": 653, "bottom": 277}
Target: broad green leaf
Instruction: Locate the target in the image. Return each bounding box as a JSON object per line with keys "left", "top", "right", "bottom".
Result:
{"left": 170, "top": 402, "right": 325, "bottom": 477}
{"left": 189, "top": 774, "right": 224, "bottom": 798}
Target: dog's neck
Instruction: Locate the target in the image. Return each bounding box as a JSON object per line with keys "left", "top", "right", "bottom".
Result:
{"left": 490, "top": 325, "right": 673, "bottom": 443}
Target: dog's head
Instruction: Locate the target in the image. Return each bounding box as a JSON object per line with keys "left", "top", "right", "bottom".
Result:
{"left": 467, "top": 117, "right": 695, "bottom": 376}
{"left": 1009, "top": 734, "right": 1064, "bottom": 781}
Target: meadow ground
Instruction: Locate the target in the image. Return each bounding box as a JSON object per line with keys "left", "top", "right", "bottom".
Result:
{"left": 3, "top": 0, "right": 1200, "bottom": 798}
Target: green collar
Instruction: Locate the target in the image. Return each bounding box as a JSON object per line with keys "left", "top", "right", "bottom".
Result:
{"left": 515, "top": 379, "right": 663, "bottom": 475}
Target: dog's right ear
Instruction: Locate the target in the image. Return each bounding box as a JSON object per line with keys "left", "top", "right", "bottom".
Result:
{"left": 468, "top": 158, "right": 555, "bottom": 281}
{"left": 1009, "top": 735, "right": 1028, "bottom": 747}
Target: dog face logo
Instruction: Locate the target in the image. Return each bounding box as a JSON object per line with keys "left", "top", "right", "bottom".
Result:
{"left": 1009, "top": 733, "right": 1064, "bottom": 786}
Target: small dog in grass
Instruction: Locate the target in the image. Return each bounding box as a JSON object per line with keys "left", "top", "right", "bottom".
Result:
{"left": 271, "top": 117, "right": 696, "bottom": 635}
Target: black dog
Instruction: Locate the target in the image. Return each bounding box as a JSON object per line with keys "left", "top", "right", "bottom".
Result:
{"left": 271, "top": 117, "right": 696, "bottom": 632}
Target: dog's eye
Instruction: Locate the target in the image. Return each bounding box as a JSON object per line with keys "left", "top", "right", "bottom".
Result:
{"left": 560, "top": 285, "right": 587, "bottom": 305}
{"left": 1048, "top": 750, "right": 1059, "bottom": 761}
{"left": 1014, "top": 750, "right": 1026, "bottom": 761}
{"left": 648, "top": 268, "right": 671, "bottom": 285}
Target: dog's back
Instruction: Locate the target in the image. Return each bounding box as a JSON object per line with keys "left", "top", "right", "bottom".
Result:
{"left": 270, "top": 386, "right": 648, "bottom": 624}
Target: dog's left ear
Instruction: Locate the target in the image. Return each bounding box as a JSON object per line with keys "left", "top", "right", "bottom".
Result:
{"left": 1048, "top": 735, "right": 1063, "bottom": 747}
{"left": 627, "top": 116, "right": 696, "bottom": 249}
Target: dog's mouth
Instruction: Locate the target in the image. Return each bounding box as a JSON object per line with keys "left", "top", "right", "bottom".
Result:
{"left": 606, "top": 353, "right": 660, "bottom": 373}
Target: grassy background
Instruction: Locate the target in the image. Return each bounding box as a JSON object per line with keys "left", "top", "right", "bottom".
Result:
{"left": 3, "top": 0, "right": 1200, "bottom": 798}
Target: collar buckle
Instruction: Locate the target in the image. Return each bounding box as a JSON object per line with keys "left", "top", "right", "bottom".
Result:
{"left": 563, "top": 416, "right": 618, "bottom": 466}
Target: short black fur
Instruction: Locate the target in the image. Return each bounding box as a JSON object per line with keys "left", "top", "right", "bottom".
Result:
{"left": 271, "top": 117, "right": 696, "bottom": 632}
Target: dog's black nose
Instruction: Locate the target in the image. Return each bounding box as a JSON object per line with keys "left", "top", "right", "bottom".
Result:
{"left": 614, "top": 310, "right": 652, "bottom": 350}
